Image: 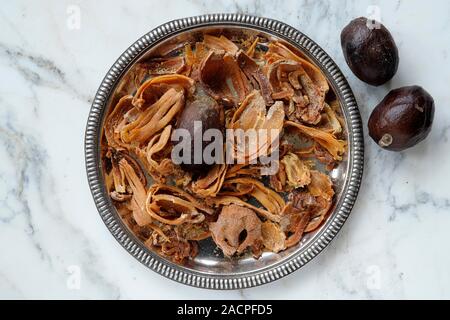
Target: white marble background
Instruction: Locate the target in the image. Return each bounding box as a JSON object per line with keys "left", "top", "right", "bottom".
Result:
{"left": 0, "top": 0, "right": 449, "bottom": 299}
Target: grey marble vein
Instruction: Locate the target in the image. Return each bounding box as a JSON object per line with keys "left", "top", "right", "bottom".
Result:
{"left": 0, "top": 43, "right": 91, "bottom": 103}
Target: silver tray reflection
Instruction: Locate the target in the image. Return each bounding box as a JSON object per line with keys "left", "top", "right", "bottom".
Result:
{"left": 85, "top": 14, "right": 364, "bottom": 289}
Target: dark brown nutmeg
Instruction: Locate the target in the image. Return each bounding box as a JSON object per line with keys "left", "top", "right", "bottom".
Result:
{"left": 341, "top": 17, "right": 399, "bottom": 86}
{"left": 176, "top": 86, "right": 224, "bottom": 172}
{"left": 368, "top": 86, "right": 434, "bottom": 151}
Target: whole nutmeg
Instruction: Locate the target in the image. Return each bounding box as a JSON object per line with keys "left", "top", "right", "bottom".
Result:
{"left": 368, "top": 86, "right": 434, "bottom": 151}
{"left": 341, "top": 17, "right": 399, "bottom": 86}
{"left": 176, "top": 86, "right": 224, "bottom": 172}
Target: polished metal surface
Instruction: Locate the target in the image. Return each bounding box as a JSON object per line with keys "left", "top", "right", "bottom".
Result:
{"left": 85, "top": 13, "right": 364, "bottom": 289}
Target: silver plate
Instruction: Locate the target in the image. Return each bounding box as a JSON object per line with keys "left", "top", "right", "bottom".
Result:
{"left": 85, "top": 14, "right": 364, "bottom": 289}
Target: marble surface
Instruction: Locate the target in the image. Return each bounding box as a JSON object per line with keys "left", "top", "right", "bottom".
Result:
{"left": 1, "top": 0, "right": 449, "bottom": 299}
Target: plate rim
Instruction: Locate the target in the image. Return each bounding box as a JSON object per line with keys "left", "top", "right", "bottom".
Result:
{"left": 84, "top": 13, "right": 364, "bottom": 290}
